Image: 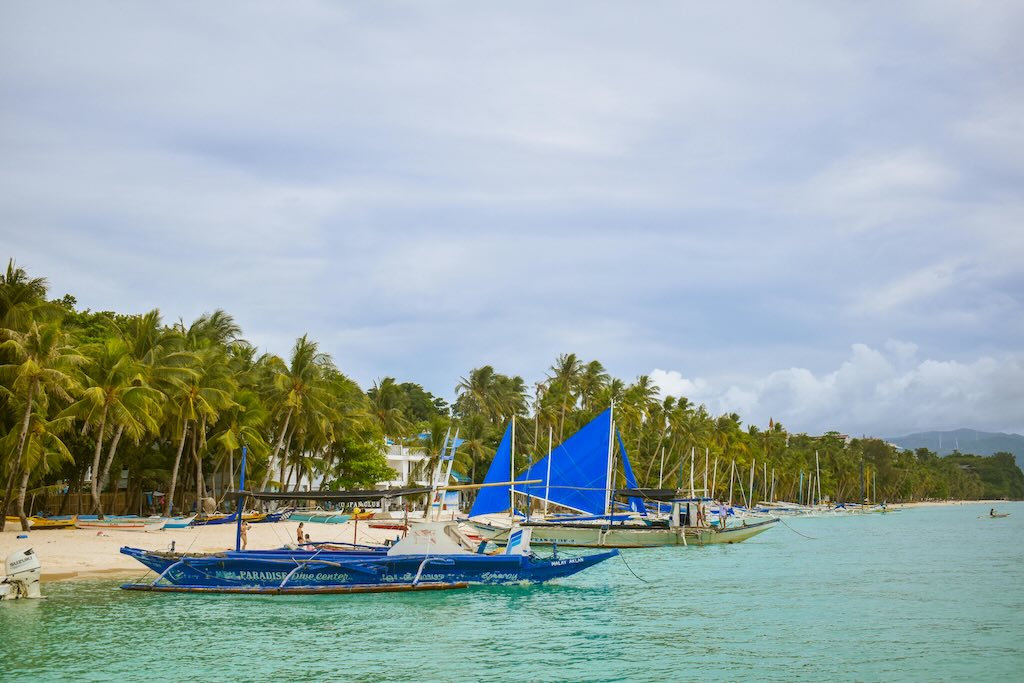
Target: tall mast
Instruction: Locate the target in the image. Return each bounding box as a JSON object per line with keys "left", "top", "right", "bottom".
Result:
{"left": 711, "top": 457, "right": 718, "bottom": 501}
{"left": 728, "top": 459, "right": 735, "bottom": 507}
{"left": 509, "top": 416, "right": 516, "bottom": 519}
{"left": 604, "top": 403, "right": 615, "bottom": 517}
{"left": 815, "top": 450, "right": 822, "bottom": 506}
{"left": 747, "top": 459, "right": 755, "bottom": 508}
{"left": 544, "top": 426, "right": 553, "bottom": 516}
{"left": 658, "top": 446, "right": 665, "bottom": 489}
{"left": 689, "top": 447, "right": 695, "bottom": 499}
{"left": 703, "top": 448, "right": 709, "bottom": 498}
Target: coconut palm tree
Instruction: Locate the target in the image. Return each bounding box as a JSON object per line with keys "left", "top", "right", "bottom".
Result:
{"left": 0, "top": 322, "right": 83, "bottom": 530}
{"left": 1, "top": 410, "right": 75, "bottom": 523}
{"left": 256, "top": 335, "right": 334, "bottom": 494}
{"left": 369, "top": 377, "right": 411, "bottom": 441}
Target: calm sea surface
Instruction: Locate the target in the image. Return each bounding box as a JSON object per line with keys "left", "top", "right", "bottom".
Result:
{"left": 2, "top": 503, "right": 1022, "bottom": 682}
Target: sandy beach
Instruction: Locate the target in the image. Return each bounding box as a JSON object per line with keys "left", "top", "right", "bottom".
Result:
{"left": 0, "top": 520, "right": 406, "bottom": 581}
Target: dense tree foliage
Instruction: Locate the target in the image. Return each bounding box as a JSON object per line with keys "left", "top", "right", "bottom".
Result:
{"left": 2, "top": 261, "right": 1021, "bottom": 531}
{"left": 0, "top": 261, "right": 395, "bottom": 530}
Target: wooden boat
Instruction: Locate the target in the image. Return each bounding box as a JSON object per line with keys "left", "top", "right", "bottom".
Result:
{"left": 75, "top": 516, "right": 168, "bottom": 531}
{"left": 119, "top": 521, "right": 616, "bottom": 593}
{"left": 26, "top": 516, "right": 77, "bottom": 530}
{"left": 988, "top": 512, "right": 1010, "bottom": 518}
{"left": 191, "top": 512, "right": 267, "bottom": 526}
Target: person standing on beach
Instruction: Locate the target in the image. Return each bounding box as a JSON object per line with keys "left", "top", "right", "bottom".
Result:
{"left": 296, "top": 522, "right": 304, "bottom": 544}
{"left": 240, "top": 521, "right": 250, "bottom": 549}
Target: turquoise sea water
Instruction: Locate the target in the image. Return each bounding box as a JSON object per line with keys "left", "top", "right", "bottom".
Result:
{"left": 2, "top": 503, "right": 1022, "bottom": 682}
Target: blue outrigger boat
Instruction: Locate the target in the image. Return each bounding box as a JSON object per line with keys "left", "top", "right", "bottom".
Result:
{"left": 121, "top": 521, "right": 615, "bottom": 593}
{"left": 120, "top": 450, "right": 616, "bottom": 594}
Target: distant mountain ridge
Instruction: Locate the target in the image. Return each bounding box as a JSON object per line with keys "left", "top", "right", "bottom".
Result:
{"left": 885, "top": 429, "right": 1024, "bottom": 469}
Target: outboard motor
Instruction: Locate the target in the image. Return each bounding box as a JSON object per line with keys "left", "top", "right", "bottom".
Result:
{"left": 0, "top": 548, "right": 43, "bottom": 600}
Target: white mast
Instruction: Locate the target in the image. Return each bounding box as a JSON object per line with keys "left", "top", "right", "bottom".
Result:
{"left": 658, "top": 446, "right": 665, "bottom": 489}
{"left": 544, "top": 426, "right": 553, "bottom": 516}
{"left": 689, "top": 446, "right": 695, "bottom": 499}
{"left": 703, "top": 448, "right": 709, "bottom": 498}
{"left": 763, "top": 462, "right": 767, "bottom": 504}
{"left": 711, "top": 457, "right": 718, "bottom": 501}
{"left": 747, "top": 459, "right": 755, "bottom": 508}
{"left": 815, "top": 450, "right": 822, "bottom": 506}
{"left": 509, "top": 416, "right": 516, "bottom": 520}
{"left": 728, "top": 460, "right": 735, "bottom": 507}
{"left": 604, "top": 403, "right": 615, "bottom": 517}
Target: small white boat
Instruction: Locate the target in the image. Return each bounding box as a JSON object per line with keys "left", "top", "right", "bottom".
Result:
{"left": 163, "top": 515, "right": 197, "bottom": 529}
{"left": 75, "top": 516, "right": 168, "bottom": 532}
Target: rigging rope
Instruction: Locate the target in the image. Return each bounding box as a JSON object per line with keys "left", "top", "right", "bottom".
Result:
{"left": 778, "top": 516, "right": 816, "bottom": 539}
{"left": 617, "top": 551, "right": 651, "bottom": 584}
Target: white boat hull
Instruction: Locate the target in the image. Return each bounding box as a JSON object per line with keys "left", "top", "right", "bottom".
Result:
{"left": 467, "top": 517, "right": 779, "bottom": 548}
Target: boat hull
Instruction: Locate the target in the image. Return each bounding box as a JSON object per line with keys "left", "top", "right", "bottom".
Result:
{"left": 75, "top": 517, "right": 167, "bottom": 531}
{"left": 289, "top": 511, "right": 351, "bottom": 524}
{"left": 119, "top": 546, "right": 617, "bottom": 588}
{"left": 469, "top": 517, "right": 779, "bottom": 548}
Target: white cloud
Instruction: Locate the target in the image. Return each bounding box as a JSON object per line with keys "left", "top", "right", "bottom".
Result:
{"left": 652, "top": 342, "right": 1024, "bottom": 436}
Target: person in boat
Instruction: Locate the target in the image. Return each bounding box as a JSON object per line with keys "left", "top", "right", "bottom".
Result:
{"left": 296, "top": 522, "right": 304, "bottom": 544}
{"left": 240, "top": 521, "right": 250, "bottom": 550}
{"left": 990, "top": 508, "right": 996, "bottom": 517}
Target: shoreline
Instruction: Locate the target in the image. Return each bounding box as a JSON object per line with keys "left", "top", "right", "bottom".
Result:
{"left": 0, "top": 519, "right": 405, "bottom": 582}
{"left": 1, "top": 500, "right": 1014, "bottom": 582}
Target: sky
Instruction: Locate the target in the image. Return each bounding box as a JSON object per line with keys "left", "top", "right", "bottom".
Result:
{"left": 2, "top": 2, "right": 1022, "bottom": 438}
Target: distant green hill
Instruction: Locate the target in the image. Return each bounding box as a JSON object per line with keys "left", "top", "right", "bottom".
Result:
{"left": 886, "top": 429, "right": 1024, "bottom": 469}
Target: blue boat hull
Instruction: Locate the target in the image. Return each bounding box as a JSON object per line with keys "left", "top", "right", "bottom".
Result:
{"left": 120, "top": 546, "right": 616, "bottom": 588}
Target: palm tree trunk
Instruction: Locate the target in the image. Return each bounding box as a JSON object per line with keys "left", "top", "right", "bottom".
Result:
{"left": 192, "top": 427, "right": 203, "bottom": 514}
{"left": 0, "top": 382, "right": 37, "bottom": 531}
{"left": 16, "top": 468, "right": 31, "bottom": 529}
{"left": 88, "top": 405, "right": 110, "bottom": 515}
{"left": 96, "top": 423, "right": 125, "bottom": 519}
{"left": 163, "top": 422, "right": 189, "bottom": 516}
{"left": 257, "top": 407, "right": 293, "bottom": 494}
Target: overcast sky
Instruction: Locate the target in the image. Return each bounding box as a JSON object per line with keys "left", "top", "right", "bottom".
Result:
{"left": 2, "top": 2, "right": 1022, "bottom": 437}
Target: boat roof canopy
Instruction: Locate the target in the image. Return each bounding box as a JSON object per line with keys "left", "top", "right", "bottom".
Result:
{"left": 614, "top": 488, "right": 681, "bottom": 502}
{"left": 236, "top": 487, "right": 432, "bottom": 503}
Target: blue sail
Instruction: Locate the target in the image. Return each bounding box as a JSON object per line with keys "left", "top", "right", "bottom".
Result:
{"left": 521, "top": 408, "right": 612, "bottom": 515}
{"left": 617, "top": 432, "right": 648, "bottom": 515}
{"left": 468, "top": 422, "right": 513, "bottom": 516}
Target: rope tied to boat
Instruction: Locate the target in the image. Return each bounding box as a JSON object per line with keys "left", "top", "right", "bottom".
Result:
{"left": 778, "top": 516, "right": 816, "bottom": 540}
{"left": 617, "top": 552, "right": 651, "bottom": 584}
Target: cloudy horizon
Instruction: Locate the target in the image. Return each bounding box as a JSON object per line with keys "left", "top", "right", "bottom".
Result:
{"left": 2, "top": 2, "right": 1022, "bottom": 438}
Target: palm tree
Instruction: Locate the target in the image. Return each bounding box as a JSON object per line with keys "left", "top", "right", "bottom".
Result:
{"left": 0, "top": 322, "right": 83, "bottom": 530}
{"left": 1, "top": 411, "right": 75, "bottom": 522}
{"left": 0, "top": 259, "right": 59, "bottom": 331}
{"left": 577, "top": 360, "right": 610, "bottom": 413}
{"left": 369, "top": 377, "right": 411, "bottom": 440}
{"left": 63, "top": 336, "right": 164, "bottom": 517}
{"left": 548, "top": 353, "right": 582, "bottom": 440}
{"left": 256, "top": 335, "right": 334, "bottom": 495}
{"left": 455, "top": 366, "right": 499, "bottom": 421}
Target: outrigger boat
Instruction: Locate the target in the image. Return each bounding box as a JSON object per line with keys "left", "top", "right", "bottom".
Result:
{"left": 119, "top": 451, "right": 616, "bottom": 594}
{"left": 466, "top": 408, "right": 778, "bottom": 548}
{"left": 288, "top": 510, "right": 351, "bottom": 524}
{"left": 75, "top": 515, "right": 168, "bottom": 531}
